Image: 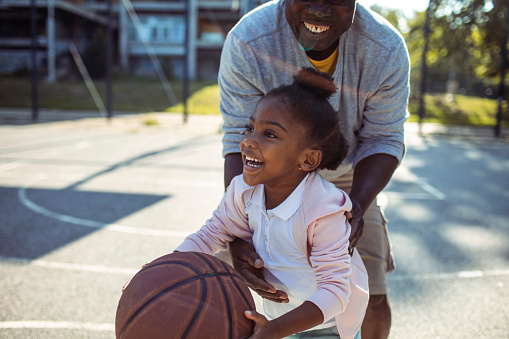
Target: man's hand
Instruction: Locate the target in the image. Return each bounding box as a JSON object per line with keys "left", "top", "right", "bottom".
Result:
{"left": 345, "top": 200, "right": 364, "bottom": 256}
{"left": 229, "top": 238, "right": 289, "bottom": 303}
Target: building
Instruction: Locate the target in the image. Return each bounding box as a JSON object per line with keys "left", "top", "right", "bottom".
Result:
{"left": 0, "top": 0, "right": 268, "bottom": 81}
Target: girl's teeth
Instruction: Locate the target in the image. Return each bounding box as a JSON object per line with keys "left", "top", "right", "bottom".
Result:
{"left": 246, "top": 156, "right": 263, "bottom": 167}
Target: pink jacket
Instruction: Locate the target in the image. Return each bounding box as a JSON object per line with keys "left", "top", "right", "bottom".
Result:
{"left": 176, "top": 172, "right": 368, "bottom": 339}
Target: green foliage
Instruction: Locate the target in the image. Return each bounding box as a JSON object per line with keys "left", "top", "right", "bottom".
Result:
{"left": 405, "top": 0, "right": 508, "bottom": 96}
{"left": 434, "top": 0, "right": 507, "bottom": 79}
{"left": 368, "top": 4, "right": 406, "bottom": 34}
{"left": 408, "top": 93, "right": 509, "bottom": 126}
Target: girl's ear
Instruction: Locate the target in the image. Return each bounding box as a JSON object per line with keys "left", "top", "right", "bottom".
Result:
{"left": 300, "top": 149, "right": 322, "bottom": 172}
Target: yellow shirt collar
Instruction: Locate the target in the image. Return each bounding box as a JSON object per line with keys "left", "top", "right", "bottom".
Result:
{"left": 308, "top": 47, "right": 339, "bottom": 76}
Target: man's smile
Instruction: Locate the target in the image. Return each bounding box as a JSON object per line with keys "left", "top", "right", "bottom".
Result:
{"left": 304, "top": 22, "right": 331, "bottom": 34}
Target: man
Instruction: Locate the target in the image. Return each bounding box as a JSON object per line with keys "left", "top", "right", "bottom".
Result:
{"left": 219, "top": 0, "right": 410, "bottom": 337}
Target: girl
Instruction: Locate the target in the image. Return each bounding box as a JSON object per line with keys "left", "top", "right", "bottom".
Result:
{"left": 176, "top": 68, "right": 368, "bottom": 339}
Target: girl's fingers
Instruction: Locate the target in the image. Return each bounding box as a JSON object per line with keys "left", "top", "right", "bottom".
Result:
{"left": 244, "top": 310, "right": 263, "bottom": 323}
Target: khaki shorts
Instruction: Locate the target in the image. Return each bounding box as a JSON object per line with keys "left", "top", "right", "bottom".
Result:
{"left": 330, "top": 170, "right": 395, "bottom": 295}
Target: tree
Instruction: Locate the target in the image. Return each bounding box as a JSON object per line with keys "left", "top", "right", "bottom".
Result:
{"left": 368, "top": 4, "right": 406, "bottom": 34}
{"left": 436, "top": 0, "right": 507, "bottom": 80}
{"left": 405, "top": 0, "right": 507, "bottom": 97}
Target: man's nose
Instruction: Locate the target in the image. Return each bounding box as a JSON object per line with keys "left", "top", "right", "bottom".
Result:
{"left": 308, "top": 1, "right": 332, "bottom": 18}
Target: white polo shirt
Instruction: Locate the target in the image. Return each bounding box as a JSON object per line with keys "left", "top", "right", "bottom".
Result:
{"left": 246, "top": 174, "right": 336, "bottom": 330}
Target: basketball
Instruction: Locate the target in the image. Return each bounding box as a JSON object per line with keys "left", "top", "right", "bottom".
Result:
{"left": 115, "top": 251, "right": 256, "bottom": 339}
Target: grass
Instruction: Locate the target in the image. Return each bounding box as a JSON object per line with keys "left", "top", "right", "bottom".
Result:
{"left": 166, "top": 84, "right": 220, "bottom": 115}
{"left": 1, "top": 75, "right": 507, "bottom": 127}
{"left": 0, "top": 75, "right": 218, "bottom": 114}
{"left": 407, "top": 94, "right": 509, "bottom": 127}
{"left": 142, "top": 114, "right": 161, "bottom": 126}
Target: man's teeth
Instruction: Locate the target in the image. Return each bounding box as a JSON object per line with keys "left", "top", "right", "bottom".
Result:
{"left": 304, "top": 22, "right": 330, "bottom": 34}
{"left": 246, "top": 156, "right": 263, "bottom": 168}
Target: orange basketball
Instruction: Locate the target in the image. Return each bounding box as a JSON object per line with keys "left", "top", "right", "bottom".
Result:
{"left": 115, "top": 251, "right": 255, "bottom": 339}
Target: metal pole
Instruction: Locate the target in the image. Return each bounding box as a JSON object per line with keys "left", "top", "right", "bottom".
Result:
{"left": 495, "top": 4, "right": 509, "bottom": 137}
{"left": 69, "top": 43, "right": 107, "bottom": 116}
{"left": 418, "top": 0, "right": 432, "bottom": 126}
{"left": 30, "top": 0, "right": 39, "bottom": 121}
{"left": 183, "top": 0, "right": 189, "bottom": 124}
{"left": 47, "top": 0, "right": 56, "bottom": 82}
{"left": 106, "top": 0, "right": 113, "bottom": 119}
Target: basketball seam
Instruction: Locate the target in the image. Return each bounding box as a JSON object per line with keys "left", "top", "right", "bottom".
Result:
{"left": 194, "top": 252, "right": 234, "bottom": 339}
{"left": 220, "top": 260, "right": 255, "bottom": 311}
{"left": 119, "top": 253, "right": 253, "bottom": 339}
{"left": 120, "top": 261, "right": 207, "bottom": 339}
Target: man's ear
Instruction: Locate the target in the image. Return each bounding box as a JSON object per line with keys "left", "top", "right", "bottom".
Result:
{"left": 300, "top": 149, "right": 322, "bottom": 172}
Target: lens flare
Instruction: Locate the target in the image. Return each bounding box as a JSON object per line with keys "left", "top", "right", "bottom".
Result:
{"left": 298, "top": 29, "right": 318, "bottom": 51}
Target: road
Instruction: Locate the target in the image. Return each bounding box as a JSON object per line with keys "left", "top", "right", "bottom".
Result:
{"left": 0, "top": 112, "right": 508, "bottom": 338}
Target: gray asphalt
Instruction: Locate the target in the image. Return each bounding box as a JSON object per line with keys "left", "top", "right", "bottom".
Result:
{"left": 0, "top": 111, "right": 508, "bottom": 338}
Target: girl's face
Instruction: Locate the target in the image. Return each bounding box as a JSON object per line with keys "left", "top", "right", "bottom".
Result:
{"left": 240, "top": 97, "right": 311, "bottom": 192}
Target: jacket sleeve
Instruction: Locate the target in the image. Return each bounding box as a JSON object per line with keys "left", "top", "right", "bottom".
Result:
{"left": 219, "top": 33, "right": 265, "bottom": 158}
{"left": 354, "top": 39, "right": 410, "bottom": 166}
{"left": 175, "top": 176, "right": 253, "bottom": 254}
{"left": 306, "top": 211, "right": 352, "bottom": 323}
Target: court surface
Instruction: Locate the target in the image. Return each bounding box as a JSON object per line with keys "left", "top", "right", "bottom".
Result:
{"left": 1, "top": 112, "right": 508, "bottom": 338}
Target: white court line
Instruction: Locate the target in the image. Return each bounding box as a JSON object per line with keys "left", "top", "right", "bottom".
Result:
{"left": 0, "top": 171, "right": 221, "bottom": 188}
{"left": 0, "top": 321, "right": 114, "bottom": 331}
{"left": 416, "top": 178, "right": 446, "bottom": 200}
{"left": 4, "top": 255, "right": 509, "bottom": 282}
{"left": 389, "top": 268, "right": 509, "bottom": 282}
{"left": 0, "top": 160, "right": 26, "bottom": 173}
{"left": 379, "top": 177, "right": 446, "bottom": 203}
{"left": 17, "top": 174, "right": 192, "bottom": 238}
{"left": 31, "top": 260, "right": 138, "bottom": 275}
{"left": 381, "top": 192, "right": 443, "bottom": 200}
{"left": 1, "top": 256, "right": 138, "bottom": 275}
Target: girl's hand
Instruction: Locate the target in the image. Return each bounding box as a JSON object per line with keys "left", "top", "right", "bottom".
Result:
{"left": 244, "top": 310, "right": 278, "bottom": 339}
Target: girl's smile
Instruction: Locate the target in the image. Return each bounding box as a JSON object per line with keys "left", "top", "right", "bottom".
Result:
{"left": 244, "top": 155, "right": 264, "bottom": 170}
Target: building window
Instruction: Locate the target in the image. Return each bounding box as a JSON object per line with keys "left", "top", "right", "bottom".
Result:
{"left": 129, "top": 15, "right": 185, "bottom": 44}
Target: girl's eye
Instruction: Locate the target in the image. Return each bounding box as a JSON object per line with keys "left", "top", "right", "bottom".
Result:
{"left": 265, "top": 130, "right": 276, "bottom": 138}
{"left": 242, "top": 124, "right": 253, "bottom": 135}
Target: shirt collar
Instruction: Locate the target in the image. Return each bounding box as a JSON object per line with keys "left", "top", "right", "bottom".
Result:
{"left": 251, "top": 174, "right": 310, "bottom": 221}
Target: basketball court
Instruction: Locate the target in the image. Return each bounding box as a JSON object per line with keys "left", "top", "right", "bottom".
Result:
{"left": 1, "top": 112, "right": 508, "bottom": 338}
